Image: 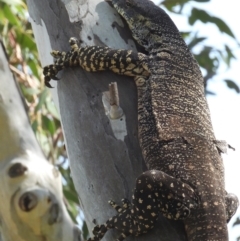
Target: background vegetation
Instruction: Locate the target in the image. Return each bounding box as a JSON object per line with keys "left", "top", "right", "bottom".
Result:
{"left": 0, "top": 0, "right": 238, "bottom": 239}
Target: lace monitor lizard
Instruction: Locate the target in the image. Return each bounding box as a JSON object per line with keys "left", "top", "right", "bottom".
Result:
{"left": 43, "top": 0, "right": 239, "bottom": 240}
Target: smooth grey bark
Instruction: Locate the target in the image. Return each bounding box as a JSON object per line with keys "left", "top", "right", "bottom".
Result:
{"left": 0, "top": 41, "right": 80, "bottom": 241}
{"left": 27, "top": 0, "right": 187, "bottom": 240}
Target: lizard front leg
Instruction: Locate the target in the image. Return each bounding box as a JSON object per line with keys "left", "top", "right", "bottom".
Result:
{"left": 88, "top": 170, "right": 199, "bottom": 241}
{"left": 43, "top": 37, "right": 150, "bottom": 87}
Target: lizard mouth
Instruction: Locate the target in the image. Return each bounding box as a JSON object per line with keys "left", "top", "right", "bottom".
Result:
{"left": 110, "top": 0, "right": 144, "bottom": 35}
{"left": 111, "top": 0, "right": 154, "bottom": 51}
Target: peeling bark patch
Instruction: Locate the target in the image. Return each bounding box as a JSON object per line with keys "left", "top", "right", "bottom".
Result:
{"left": 65, "top": 0, "right": 89, "bottom": 22}
{"left": 19, "top": 192, "right": 37, "bottom": 212}
{"left": 8, "top": 163, "right": 28, "bottom": 178}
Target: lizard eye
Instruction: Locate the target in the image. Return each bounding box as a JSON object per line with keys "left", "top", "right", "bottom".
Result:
{"left": 126, "top": 0, "right": 133, "bottom": 7}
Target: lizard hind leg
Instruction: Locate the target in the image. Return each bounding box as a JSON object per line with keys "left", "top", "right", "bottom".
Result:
{"left": 88, "top": 171, "right": 200, "bottom": 241}
{"left": 133, "top": 170, "right": 199, "bottom": 222}
{"left": 225, "top": 192, "right": 239, "bottom": 222}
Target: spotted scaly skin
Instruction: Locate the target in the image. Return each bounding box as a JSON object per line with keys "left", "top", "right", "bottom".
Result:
{"left": 43, "top": 0, "right": 239, "bottom": 240}
{"left": 43, "top": 39, "right": 149, "bottom": 88}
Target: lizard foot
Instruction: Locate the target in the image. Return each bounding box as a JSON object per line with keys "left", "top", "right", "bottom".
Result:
{"left": 43, "top": 64, "right": 62, "bottom": 88}
{"left": 88, "top": 170, "right": 200, "bottom": 241}
{"left": 43, "top": 37, "right": 80, "bottom": 88}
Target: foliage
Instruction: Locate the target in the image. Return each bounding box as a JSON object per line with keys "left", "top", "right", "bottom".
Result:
{"left": 161, "top": 0, "right": 239, "bottom": 94}
{"left": 0, "top": 0, "right": 239, "bottom": 239}
{"left": 0, "top": 0, "right": 80, "bottom": 228}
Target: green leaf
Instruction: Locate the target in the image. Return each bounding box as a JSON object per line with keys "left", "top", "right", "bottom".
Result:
{"left": 28, "top": 59, "right": 40, "bottom": 78}
{"left": 205, "top": 90, "right": 216, "bottom": 95}
{"left": 161, "top": 0, "right": 188, "bottom": 10}
{"left": 0, "top": 8, "right": 5, "bottom": 23}
{"left": 21, "top": 85, "right": 39, "bottom": 96}
{"left": 161, "top": 0, "right": 210, "bottom": 10}
{"left": 189, "top": 8, "right": 235, "bottom": 38}
{"left": 15, "top": 29, "right": 36, "bottom": 51}
{"left": 36, "top": 131, "right": 50, "bottom": 154}
{"left": 188, "top": 36, "right": 206, "bottom": 50}
{"left": 46, "top": 100, "right": 60, "bottom": 120}
{"left": 180, "top": 31, "right": 191, "bottom": 39}
{"left": 14, "top": 3, "right": 27, "bottom": 16}
{"left": 31, "top": 120, "right": 38, "bottom": 133}
{"left": 67, "top": 204, "right": 78, "bottom": 222}
{"left": 1, "top": 0, "right": 25, "bottom": 5}
{"left": 35, "top": 88, "right": 48, "bottom": 112}
{"left": 211, "top": 16, "right": 235, "bottom": 38}
{"left": 225, "top": 80, "right": 240, "bottom": 93}
{"left": 233, "top": 217, "right": 240, "bottom": 227}
{"left": 194, "top": 46, "right": 217, "bottom": 71}
{"left": 189, "top": 8, "right": 209, "bottom": 25}
{"left": 3, "top": 4, "right": 20, "bottom": 26}
{"left": 82, "top": 221, "right": 89, "bottom": 240}
{"left": 224, "top": 45, "right": 236, "bottom": 67}
{"left": 42, "top": 115, "right": 56, "bottom": 135}
{"left": 63, "top": 188, "right": 79, "bottom": 204}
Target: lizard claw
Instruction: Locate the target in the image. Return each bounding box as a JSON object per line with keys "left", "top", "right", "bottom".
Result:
{"left": 51, "top": 76, "right": 60, "bottom": 81}
{"left": 44, "top": 80, "right": 54, "bottom": 88}
{"left": 44, "top": 75, "right": 53, "bottom": 88}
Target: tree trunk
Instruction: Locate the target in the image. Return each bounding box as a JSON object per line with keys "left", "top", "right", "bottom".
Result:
{"left": 0, "top": 41, "right": 80, "bottom": 241}
{"left": 27, "top": 0, "right": 187, "bottom": 240}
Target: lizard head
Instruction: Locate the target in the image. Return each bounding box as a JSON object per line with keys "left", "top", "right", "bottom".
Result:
{"left": 112, "top": 0, "right": 178, "bottom": 52}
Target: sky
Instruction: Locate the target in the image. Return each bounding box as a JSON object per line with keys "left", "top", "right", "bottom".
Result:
{"left": 159, "top": 0, "right": 240, "bottom": 240}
